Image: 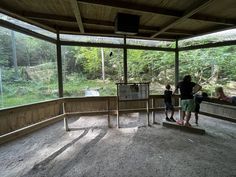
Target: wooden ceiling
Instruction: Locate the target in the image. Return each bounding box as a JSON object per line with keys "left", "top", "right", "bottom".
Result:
{"left": 0, "top": 0, "right": 236, "bottom": 41}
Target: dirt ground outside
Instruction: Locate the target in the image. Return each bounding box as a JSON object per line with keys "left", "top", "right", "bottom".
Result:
{"left": 0, "top": 112, "right": 236, "bottom": 177}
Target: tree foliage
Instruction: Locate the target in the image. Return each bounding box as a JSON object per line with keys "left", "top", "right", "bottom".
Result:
{"left": 0, "top": 26, "right": 236, "bottom": 98}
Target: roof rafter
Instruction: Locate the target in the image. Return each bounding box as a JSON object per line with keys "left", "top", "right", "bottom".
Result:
{"left": 23, "top": 12, "right": 195, "bottom": 36}
{"left": 151, "top": 0, "right": 214, "bottom": 38}
{"left": 58, "top": 26, "right": 176, "bottom": 41}
{"left": 0, "top": 4, "right": 56, "bottom": 32}
{"left": 78, "top": 0, "right": 182, "bottom": 17}
{"left": 23, "top": 11, "right": 76, "bottom": 22}
{"left": 77, "top": 0, "right": 236, "bottom": 26}
{"left": 70, "top": 0, "right": 84, "bottom": 33}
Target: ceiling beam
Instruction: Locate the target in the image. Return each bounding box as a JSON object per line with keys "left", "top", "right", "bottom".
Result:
{"left": 23, "top": 12, "right": 194, "bottom": 36}
{"left": 191, "top": 14, "right": 236, "bottom": 26}
{"left": 78, "top": 0, "right": 236, "bottom": 26}
{"left": 70, "top": 0, "right": 84, "bottom": 33}
{"left": 24, "top": 10, "right": 236, "bottom": 28}
{"left": 23, "top": 12, "right": 76, "bottom": 22}
{"left": 78, "top": 0, "right": 182, "bottom": 17}
{"left": 151, "top": 0, "right": 214, "bottom": 38}
{"left": 83, "top": 18, "right": 194, "bottom": 36}
{"left": 139, "top": 26, "right": 194, "bottom": 35}
{"left": 0, "top": 4, "right": 56, "bottom": 33}
{"left": 58, "top": 26, "right": 176, "bottom": 41}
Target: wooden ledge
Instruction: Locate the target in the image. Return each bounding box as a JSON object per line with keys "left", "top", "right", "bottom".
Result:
{"left": 0, "top": 114, "right": 65, "bottom": 145}
{"left": 162, "top": 121, "right": 205, "bottom": 135}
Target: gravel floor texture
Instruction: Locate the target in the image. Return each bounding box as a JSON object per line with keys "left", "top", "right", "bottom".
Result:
{"left": 0, "top": 112, "right": 236, "bottom": 177}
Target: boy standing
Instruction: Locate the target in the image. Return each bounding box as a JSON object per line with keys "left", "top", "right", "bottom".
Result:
{"left": 164, "top": 84, "right": 176, "bottom": 122}
{"left": 194, "top": 92, "right": 208, "bottom": 125}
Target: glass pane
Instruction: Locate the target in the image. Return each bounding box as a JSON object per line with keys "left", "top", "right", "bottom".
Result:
{"left": 60, "top": 34, "right": 123, "bottom": 44}
{"left": 179, "top": 29, "right": 236, "bottom": 48}
{"left": 127, "top": 38, "right": 175, "bottom": 48}
{"left": 0, "top": 13, "right": 56, "bottom": 39}
{"left": 0, "top": 27, "right": 58, "bottom": 109}
{"left": 179, "top": 46, "right": 236, "bottom": 97}
{"left": 62, "top": 46, "right": 123, "bottom": 96}
{"left": 127, "top": 49, "right": 175, "bottom": 94}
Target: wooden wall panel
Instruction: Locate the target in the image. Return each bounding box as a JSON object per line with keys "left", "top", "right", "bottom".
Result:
{"left": 0, "top": 99, "right": 63, "bottom": 135}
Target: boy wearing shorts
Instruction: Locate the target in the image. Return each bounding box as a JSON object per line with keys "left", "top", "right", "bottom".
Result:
{"left": 164, "top": 84, "right": 176, "bottom": 122}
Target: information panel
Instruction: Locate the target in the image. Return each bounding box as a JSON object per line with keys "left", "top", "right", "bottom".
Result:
{"left": 117, "top": 83, "right": 149, "bottom": 101}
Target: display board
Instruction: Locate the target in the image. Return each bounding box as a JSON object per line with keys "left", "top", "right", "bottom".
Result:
{"left": 116, "top": 82, "right": 150, "bottom": 128}
{"left": 117, "top": 83, "right": 149, "bottom": 101}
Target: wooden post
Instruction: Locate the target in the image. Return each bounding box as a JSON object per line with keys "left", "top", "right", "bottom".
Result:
{"left": 175, "top": 39, "right": 179, "bottom": 90}
{"left": 147, "top": 99, "right": 150, "bottom": 126}
{"left": 147, "top": 84, "right": 150, "bottom": 126}
{"left": 175, "top": 39, "right": 182, "bottom": 119}
{"left": 123, "top": 35, "right": 127, "bottom": 83}
{"left": 56, "top": 31, "right": 63, "bottom": 98}
{"left": 152, "top": 97, "right": 156, "bottom": 124}
{"left": 117, "top": 84, "right": 120, "bottom": 128}
{"left": 101, "top": 48, "right": 105, "bottom": 81}
{"left": 107, "top": 98, "right": 111, "bottom": 128}
{"left": 63, "top": 102, "right": 69, "bottom": 131}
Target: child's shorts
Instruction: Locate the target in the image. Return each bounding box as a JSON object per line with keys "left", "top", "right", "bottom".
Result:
{"left": 195, "top": 104, "right": 200, "bottom": 113}
{"left": 165, "top": 102, "right": 174, "bottom": 111}
{"left": 181, "top": 99, "right": 195, "bottom": 112}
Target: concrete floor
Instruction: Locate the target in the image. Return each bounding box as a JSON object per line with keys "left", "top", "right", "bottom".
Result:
{"left": 0, "top": 112, "right": 236, "bottom": 177}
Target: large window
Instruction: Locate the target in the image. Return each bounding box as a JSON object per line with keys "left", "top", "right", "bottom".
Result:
{"left": 127, "top": 38, "right": 175, "bottom": 48}
{"left": 179, "top": 29, "right": 236, "bottom": 48}
{"left": 60, "top": 34, "right": 123, "bottom": 44}
{"left": 0, "top": 13, "right": 56, "bottom": 39}
{"left": 127, "top": 49, "right": 175, "bottom": 94}
{"left": 179, "top": 46, "right": 236, "bottom": 96}
{"left": 0, "top": 27, "right": 57, "bottom": 109}
{"left": 62, "top": 46, "right": 123, "bottom": 96}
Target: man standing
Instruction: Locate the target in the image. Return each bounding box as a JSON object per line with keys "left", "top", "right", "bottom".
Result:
{"left": 174, "top": 75, "right": 202, "bottom": 127}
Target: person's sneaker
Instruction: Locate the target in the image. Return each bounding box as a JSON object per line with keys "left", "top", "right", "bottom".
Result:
{"left": 176, "top": 120, "right": 184, "bottom": 125}
{"left": 166, "top": 117, "right": 171, "bottom": 121}
{"left": 169, "top": 117, "right": 176, "bottom": 122}
{"left": 184, "top": 122, "right": 192, "bottom": 127}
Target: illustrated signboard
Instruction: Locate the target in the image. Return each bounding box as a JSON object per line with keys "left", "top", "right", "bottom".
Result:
{"left": 117, "top": 83, "right": 149, "bottom": 100}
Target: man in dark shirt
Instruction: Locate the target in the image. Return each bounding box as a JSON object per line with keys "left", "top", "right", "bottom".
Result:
{"left": 174, "top": 75, "right": 202, "bottom": 127}
{"left": 164, "top": 84, "right": 175, "bottom": 122}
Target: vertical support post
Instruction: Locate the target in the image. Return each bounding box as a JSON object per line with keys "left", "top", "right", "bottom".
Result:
{"left": 117, "top": 84, "right": 120, "bottom": 128}
{"left": 147, "top": 84, "right": 150, "bottom": 126}
{"left": 152, "top": 97, "right": 155, "bottom": 124}
{"left": 101, "top": 48, "right": 105, "bottom": 81}
{"left": 175, "top": 39, "right": 179, "bottom": 87}
{"left": 63, "top": 102, "right": 69, "bottom": 131}
{"left": 56, "top": 31, "right": 63, "bottom": 98}
{"left": 56, "top": 31, "right": 67, "bottom": 130}
{"left": 123, "top": 35, "right": 127, "bottom": 83}
{"left": 147, "top": 99, "right": 150, "bottom": 126}
{"left": 107, "top": 98, "right": 111, "bottom": 128}
{"left": 0, "top": 68, "right": 3, "bottom": 107}
{"left": 175, "top": 39, "right": 181, "bottom": 119}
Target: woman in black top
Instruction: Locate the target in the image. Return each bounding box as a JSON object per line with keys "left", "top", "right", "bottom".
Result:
{"left": 174, "top": 75, "right": 202, "bottom": 127}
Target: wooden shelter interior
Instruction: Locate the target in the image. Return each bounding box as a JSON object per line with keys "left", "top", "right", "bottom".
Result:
{"left": 0, "top": 0, "right": 236, "bottom": 144}
{"left": 0, "top": 0, "right": 236, "bottom": 41}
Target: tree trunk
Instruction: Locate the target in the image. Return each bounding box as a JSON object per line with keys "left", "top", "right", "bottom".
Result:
{"left": 11, "top": 30, "right": 19, "bottom": 80}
